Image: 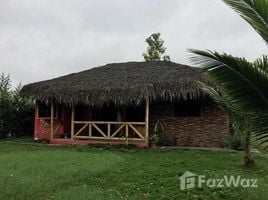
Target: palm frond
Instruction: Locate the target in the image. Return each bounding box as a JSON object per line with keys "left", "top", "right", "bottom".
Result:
{"left": 190, "top": 49, "right": 268, "bottom": 146}
{"left": 197, "top": 81, "right": 246, "bottom": 132}
{"left": 223, "top": 0, "right": 268, "bottom": 43}
{"left": 197, "top": 81, "right": 230, "bottom": 112}
{"left": 190, "top": 49, "right": 268, "bottom": 112}
{"left": 254, "top": 55, "right": 268, "bottom": 72}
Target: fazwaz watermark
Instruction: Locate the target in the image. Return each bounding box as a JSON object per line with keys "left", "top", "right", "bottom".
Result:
{"left": 179, "top": 171, "right": 258, "bottom": 190}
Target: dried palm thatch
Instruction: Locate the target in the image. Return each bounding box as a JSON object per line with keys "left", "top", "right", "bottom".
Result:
{"left": 21, "top": 61, "right": 211, "bottom": 106}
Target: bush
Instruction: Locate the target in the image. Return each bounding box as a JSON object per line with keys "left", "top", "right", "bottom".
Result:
{"left": 224, "top": 132, "right": 245, "bottom": 150}
{"left": 159, "top": 134, "right": 176, "bottom": 146}
{"left": 150, "top": 120, "right": 176, "bottom": 146}
{"left": 0, "top": 74, "right": 34, "bottom": 138}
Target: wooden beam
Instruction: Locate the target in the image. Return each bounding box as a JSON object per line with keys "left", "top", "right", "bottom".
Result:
{"left": 128, "top": 124, "right": 145, "bottom": 139}
{"left": 111, "top": 124, "right": 125, "bottom": 137}
{"left": 125, "top": 123, "right": 129, "bottom": 145}
{"left": 74, "top": 123, "right": 88, "bottom": 136}
{"left": 107, "top": 123, "right": 111, "bottom": 137}
{"left": 92, "top": 123, "right": 107, "bottom": 137}
{"left": 145, "top": 98, "right": 149, "bottom": 144}
{"left": 125, "top": 124, "right": 129, "bottom": 138}
{"left": 89, "top": 123, "right": 92, "bottom": 137}
{"left": 73, "top": 135, "right": 145, "bottom": 141}
{"left": 50, "top": 102, "right": 54, "bottom": 141}
{"left": 74, "top": 121, "right": 145, "bottom": 125}
{"left": 71, "top": 105, "right": 75, "bottom": 140}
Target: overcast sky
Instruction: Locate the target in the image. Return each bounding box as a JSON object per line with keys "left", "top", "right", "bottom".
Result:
{"left": 0, "top": 0, "right": 267, "bottom": 87}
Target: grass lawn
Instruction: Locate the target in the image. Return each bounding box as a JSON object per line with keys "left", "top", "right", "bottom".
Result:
{"left": 0, "top": 139, "right": 267, "bottom": 200}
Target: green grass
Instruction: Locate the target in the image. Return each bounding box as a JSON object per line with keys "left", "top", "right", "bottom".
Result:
{"left": 0, "top": 140, "right": 267, "bottom": 200}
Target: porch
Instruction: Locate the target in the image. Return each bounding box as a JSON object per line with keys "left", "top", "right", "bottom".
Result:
{"left": 34, "top": 100, "right": 149, "bottom": 146}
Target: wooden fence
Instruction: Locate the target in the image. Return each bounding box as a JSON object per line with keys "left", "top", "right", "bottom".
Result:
{"left": 72, "top": 121, "right": 146, "bottom": 141}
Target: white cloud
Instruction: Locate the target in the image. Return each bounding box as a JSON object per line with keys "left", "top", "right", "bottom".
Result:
{"left": 0, "top": 0, "right": 267, "bottom": 86}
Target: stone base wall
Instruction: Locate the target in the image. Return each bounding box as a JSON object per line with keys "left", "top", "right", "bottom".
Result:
{"left": 149, "top": 102, "right": 229, "bottom": 147}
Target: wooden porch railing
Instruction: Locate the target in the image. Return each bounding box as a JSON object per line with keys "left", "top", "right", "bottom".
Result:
{"left": 73, "top": 121, "right": 147, "bottom": 141}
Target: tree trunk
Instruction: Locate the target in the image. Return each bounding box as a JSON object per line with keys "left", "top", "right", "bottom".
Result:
{"left": 244, "top": 130, "right": 254, "bottom": 167}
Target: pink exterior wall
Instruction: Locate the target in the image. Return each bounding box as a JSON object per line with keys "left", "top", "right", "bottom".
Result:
{"left": 34, "top": 103, "right": 64, "bottom": 140}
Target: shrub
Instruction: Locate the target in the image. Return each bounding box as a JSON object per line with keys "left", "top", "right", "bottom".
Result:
{"left": 0, "top": 74, "right": 34, "bottom": 138}
{"left": 159, "top": 134, "right": 176, "bottom": 146}
{"left": 224, "top": 132, "right": 245, "bottom": 150}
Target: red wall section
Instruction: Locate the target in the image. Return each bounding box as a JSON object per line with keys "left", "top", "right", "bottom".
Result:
{"left": 34, "top": 103, "right": 65, "bottom": 140}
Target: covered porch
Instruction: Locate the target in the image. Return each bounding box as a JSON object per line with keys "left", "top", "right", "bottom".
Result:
{"left": 35, "top": 100, "right": 150, "bottom": 146}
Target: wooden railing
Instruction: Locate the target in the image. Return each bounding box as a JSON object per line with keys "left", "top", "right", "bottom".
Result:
{"left": 73, "top": 121, "right": 146, "bottom": 141}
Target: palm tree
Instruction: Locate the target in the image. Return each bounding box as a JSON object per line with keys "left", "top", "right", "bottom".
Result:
{"left": 190, "top": 0, "right": 268, "bottom": 167}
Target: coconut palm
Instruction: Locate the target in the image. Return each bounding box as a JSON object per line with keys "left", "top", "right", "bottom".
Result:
{"left": 190, "top": 0, "right": 268, "bottom": 166}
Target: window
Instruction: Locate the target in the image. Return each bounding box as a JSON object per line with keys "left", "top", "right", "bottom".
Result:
{"left": 174, "top": 100, "right": 201, "bottom": 117}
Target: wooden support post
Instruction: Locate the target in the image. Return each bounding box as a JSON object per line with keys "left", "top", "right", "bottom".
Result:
{"left": 145, "top": 98, "right": 149, "bottom": 144}
{"left": 125, "top": 123, "right": 129, "bottom": 146}
{"left": 107, "top": 123, "right": 111, "bottom": 137}
{"left": 71, "top": 105, "right": 75, "bottom": 140}
{"left": 89, "top": 123, "right": 92, "bottom": 137}
{"left": 50, "top": 102, "right": 54, "bottom": 141}
{"left": 125, "top": 123, "right": 129, "bottom": 138}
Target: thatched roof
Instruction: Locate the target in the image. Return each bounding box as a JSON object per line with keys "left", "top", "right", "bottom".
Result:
{"left": 21, "top": 61, "right": 210, "bottom": 106}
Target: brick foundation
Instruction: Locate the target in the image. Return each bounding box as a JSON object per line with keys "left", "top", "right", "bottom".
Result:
{"left": 149, "top": 102, "right": 229, "bottom": 147}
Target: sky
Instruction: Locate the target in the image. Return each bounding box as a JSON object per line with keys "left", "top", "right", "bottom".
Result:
{"left": 0, "top": 0, "right": 267, "bottom": 87}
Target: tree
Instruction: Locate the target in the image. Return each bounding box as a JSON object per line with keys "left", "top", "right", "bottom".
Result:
{"left": 190, "top": 0, "right": 268, "bottom": 167}
{"left": 0, "top": 73, "right": 34, "bottom": 138}
{"left": 0, "top": 73, "right": 12, "bottom": 138}
{"left": 143, "top": 33, "right": 170, "bottom": 61}
{"left": 0, "top": 73, "right": 11, "bottom": 96}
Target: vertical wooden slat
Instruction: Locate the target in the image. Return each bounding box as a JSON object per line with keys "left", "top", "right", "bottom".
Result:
{"left": 125, "top": 123, "right": 128, "bottom": 138}
{"left": 145, "top": 98, "right": 149, "bottom": 144}
{"left": 71, "top": 104, "right": 75, "bottom": 140}
{"left": 89, "top": 123, "right": 92, "bottom": 137}
{"left": 50, "top": 102, "right": 54, "bottom": 141}
{"left": 107, "top": 123, "right": 111, "bottom": 137}
{"left": 125, "top": 123, "right": 129, "bottom": 145}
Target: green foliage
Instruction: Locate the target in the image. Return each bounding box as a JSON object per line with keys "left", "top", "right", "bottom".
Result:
{"left": 143, "top": 33, "right": 170, "bottom": 61}
{"left": 224, "top": 132, "right": 245, "bottom": 150}
{"left": 151, "top": 119, "right": 176, "bottom": 146}
{"left": 197, "top": 82, "right": 247, "bottom": 151}
{"left": 149, "top": 133, "right": 160, "bottom": 143}
{"left": 190, "top": 0, "right": 268, "bottom": 149}
{"left": 223, "top": 0, "right": 268, "bottom": 43}
{"left": 150, "top": 120, "right": 162, "bottom": 144}
{"left": 0, "top": 73, "right": 34, "bottom": 138}
{"left": 153, "top": 119, "right": 164, "bottom": 135}
{"left": 0, "top": 73, "right": 11, "bottom": 95}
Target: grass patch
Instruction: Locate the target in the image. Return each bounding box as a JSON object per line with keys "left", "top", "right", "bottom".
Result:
{"left": 1, "top": 137, "right": 35, "bottom": 144}
{"left": 0, "top": 141, "right": 267, "bottom": 199}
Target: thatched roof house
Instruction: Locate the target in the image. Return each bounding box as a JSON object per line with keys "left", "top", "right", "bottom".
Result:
{"left": 22, "top": 61, "right": 229, "bottom": 147}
